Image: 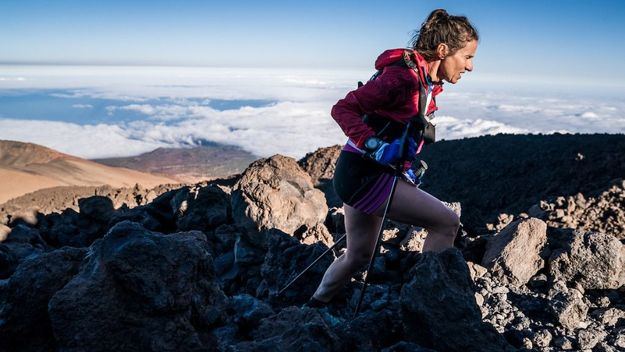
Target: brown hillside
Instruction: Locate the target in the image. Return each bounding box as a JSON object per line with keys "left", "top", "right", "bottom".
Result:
{"left": 0, "top": 140, "right": 179, "bottom": 205}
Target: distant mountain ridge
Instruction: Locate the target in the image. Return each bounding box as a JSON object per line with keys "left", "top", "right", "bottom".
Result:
{"left": 0, "top": 140, "right": 69, "bottom": 167}
{"left": 0, "top": 140, "right": 178, "bottom": 205}
{"left": 92, "top": 144, "right": 257, "bottom": 183}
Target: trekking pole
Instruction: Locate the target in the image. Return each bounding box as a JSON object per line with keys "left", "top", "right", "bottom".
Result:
{"left": 353, "top": 122, "right": 415, "bottom": 318}
{"left": 278, "top": 233, "right": 347, "bottom": 295}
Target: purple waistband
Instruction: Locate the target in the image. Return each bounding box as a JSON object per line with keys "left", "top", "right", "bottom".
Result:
{"left": 342, "top": 142, "right": 363, "bottom": 154}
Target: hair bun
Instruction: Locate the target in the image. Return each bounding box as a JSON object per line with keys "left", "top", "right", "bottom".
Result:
{"left": 427, "top": 9, "right": 449, "bottom": 24}
{"left": 411, "top": 8, "right": 478, "bottom": 61}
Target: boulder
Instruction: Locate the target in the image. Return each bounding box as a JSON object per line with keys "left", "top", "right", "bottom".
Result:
{"left": 577, "top": 328, "right": 607, "bottom": 350}
{"left": 298, "top": 145, "right": 341, "bottom": 187}
{"left": 226, "top": 294, "right": 275, "bottom": 332}
{"left": 107, "top": 204, "right": 171, "bottom": 234}
{"left": 0, "top": 244, "right": 17, "bottom": 278}
{"left": 231, "top": 155, "right": 328, "bottom": 241}
{"left": 172, "top": 184, "right": 232, "bottom": 232}
{"left": 233, "top": 306, "right": 341, "bottom": 351}
{"left": 481, "top": 218, "right": 547, "bottom": 287}
{"left": 0, "top": 224, "right": 48, "bottom": 264}
{"left": 547, "top": 282, "right": 589, "bottom": 330}
{"left": 257, "top": 229, "right": 334, "bottom": 307}
{"left": 78, "top": 196, "right": 114, "bottom": 222}
{"left": 298, "top": 145, "right": 342, "bottom": 208}
{"left": 3, "top": 223, "right": 47, "bottom": 246}
{"left": 335, "top": 309, "right": 404, "bottom": 351}
{"left": 0, "top": 247, "right": 85, "bottom": 352}
{"left": 381, "top": 341, "right": 437, "bottom": 351}
{"left": 213, "top": 226, "right": 266, "bottom": 296}
{"left": 400, "top": 248, "right": 515, "bottom": 351}
{"left": 548, "top": 230, "right": 625, "bottom": 289}
{"left": 38, "top": 208, "right": 81, "bottom": 247}
{"left": 48, "top": 221, "right": 227, "bottom": 351}
{"left": 55, "top": 196, "right": 117, "bottom": 247}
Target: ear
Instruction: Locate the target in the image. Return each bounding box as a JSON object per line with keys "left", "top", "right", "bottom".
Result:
{"left": 436, "top": 43, "right": 449, "bottom": 60}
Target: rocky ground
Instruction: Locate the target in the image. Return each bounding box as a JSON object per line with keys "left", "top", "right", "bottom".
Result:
{"left": 0, "top": 134, "right": 624, "bottom": 351}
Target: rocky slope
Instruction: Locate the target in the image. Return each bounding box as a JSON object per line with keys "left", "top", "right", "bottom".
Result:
{"left": 93, "top": 143, "right": 257, "bottom": 183}
{"left": 0, "top": 133, "right": 624, "bottom": 351}
{"left": 416, "top": 133, "right": 625, "bottom": 234}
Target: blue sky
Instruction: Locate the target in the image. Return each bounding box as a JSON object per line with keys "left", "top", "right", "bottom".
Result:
{"left": 2, "top": 0, "right": 625, "bottom": 85}
{"left": 1, "top": 1, "right": 625, "bottom": 159}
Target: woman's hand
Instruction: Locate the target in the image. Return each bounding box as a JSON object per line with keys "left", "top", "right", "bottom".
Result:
{"left": 372, "top": 137, "right": 416, "bottom": 166}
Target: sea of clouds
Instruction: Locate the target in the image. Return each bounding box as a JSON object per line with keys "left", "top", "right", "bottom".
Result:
{"left": 0, "top": 65, "right": 623, "bottom": 159}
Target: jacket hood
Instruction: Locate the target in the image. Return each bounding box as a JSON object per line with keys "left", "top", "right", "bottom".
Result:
{"left": 374, "top": 49, "right": 406, "bottom": 70}
{"left": 374, "top": 48, "right": 429, "bottom": 71}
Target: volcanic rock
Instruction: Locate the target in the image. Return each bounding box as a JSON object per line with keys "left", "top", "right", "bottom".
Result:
{"left": 381, "top": 341, "right": 437, "bottom": 352}
{"left": 0, "top": 224, "right": 49, "bottom": 266}
{"left": 48, "top": 221, "right": 227, "bottom": 351}
{"left": 298, "top": 145, "right": 341, "bottom": 187}
{"left": 0, "top": 247, "right": 85, "bottom": 352}
{"left": 233, "top": 306, "right": 341, "bottom": 351}
{"left": 0, "top": 244, "right": 17, "bottom": 278}
{"left": 106, "top": 189, "right": 180, "bottom": 234}
{"left": 231, "top": 155, "right": 329, "bottom": 243}
{"left": 540, "top": 180, "right": 625, "bottom": 240}
{"left": 400, "top": 248, "right": 515, "bottom": 351}
{"left": 298, "top": 145, "right": 342, "bottom": 208}
{"left": 547, "top": 282, "right": 589, "bottom": 330}
{"left": 481, "top": 218, "right": 547, "bottom": 287}
{"left": 548, "top": 230, "right": 625, "bottom": 289}
{"left": 172, "top": 184, "right": 232, "bottom": 232}
{"left": 257, "top": 229, "right": 334, "bottom": 307}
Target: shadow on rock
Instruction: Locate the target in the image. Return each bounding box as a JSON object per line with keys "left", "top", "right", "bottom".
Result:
{"left": 47, "top": 221, "right": 227, "bottom": 351}
{"left": 400, "top": 248, "right": 515, "bottom": 352}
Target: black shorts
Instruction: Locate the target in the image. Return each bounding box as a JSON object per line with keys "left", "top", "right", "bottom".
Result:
{"left": 333, "top": 148, "right": 395, "bottom": 215}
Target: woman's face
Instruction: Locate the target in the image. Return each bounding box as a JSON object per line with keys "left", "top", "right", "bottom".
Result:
{"left": 439, "top": 39, "right": 478, "bottom": 84}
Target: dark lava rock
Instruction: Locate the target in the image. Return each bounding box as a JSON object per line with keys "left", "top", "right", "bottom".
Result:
{"left": 0, "top": 247, "right": 85, "bottom": 352}
{"left": 257, "top": 229, "right": 335, "bottom": 307}
{"left": 48, "top": 221, "right": 227, "bottom": 351}
{"left": 232, "top": 306, "right": 341, "bottom": 351}
{"left": 335, "top": 309, "right": 405, "bottom": 351}
{"left": 173, "top": 184, "right": 232, "bottom": 232}
{"left": 0, "top": 244, "right": 17, "bottom": 279}
{"left": 0, "top": 224, "right": 48, "bottom": 265}
{"left": 417, "top": 133, "right": 625, "bottom": 233}
{"left": 381, "top": 341, "right": 437, "bottom": 352}
{"left": 225, "top": 294, "right": 275, "bottom": 334}
{"left": 400, "top": 248, "right": 515, "bottom": 351}
{"left": 38, "top": 208, "right": 81, "bottom": 247}
{"left": 78, "top": 196, "right": 114, "bottom": 222}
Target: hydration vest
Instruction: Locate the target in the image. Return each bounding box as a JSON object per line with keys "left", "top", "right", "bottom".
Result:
{"left": 359, "top": 50, "right": 436, "bottom": 145}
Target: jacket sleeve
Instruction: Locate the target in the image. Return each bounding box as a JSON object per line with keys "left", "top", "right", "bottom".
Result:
{"left": 331, "top": 69, "right": 412, "bottom": 148}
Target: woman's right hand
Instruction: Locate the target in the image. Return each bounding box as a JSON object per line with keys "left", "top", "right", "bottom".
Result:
{"left": 372, "top": 137, "right": 416, "bottom": 166}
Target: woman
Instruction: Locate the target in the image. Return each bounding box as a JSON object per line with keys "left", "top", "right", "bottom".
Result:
{"left": 309, "top": 9, "right": 479, "bottom": 307}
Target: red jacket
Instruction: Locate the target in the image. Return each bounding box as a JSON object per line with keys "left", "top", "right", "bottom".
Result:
{"left": 331, "top": 49, "right": 443, "bottom": 148}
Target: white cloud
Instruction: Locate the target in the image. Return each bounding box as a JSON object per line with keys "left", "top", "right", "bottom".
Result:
{"left": 72, "top": 104, "right": 93, "bottom": 109}
{"left": 0, "top": 118, "right": 166, "bottom": 159}
{"left": 433, "top": 115, "right": 530, "bottom": 140}
{"left": 0, "top": 65, "right": 624, "bottom": 160}
{"left": 0, "top": 77, "right": 26, "bottom": 81}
